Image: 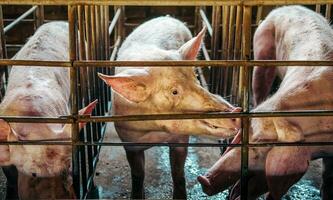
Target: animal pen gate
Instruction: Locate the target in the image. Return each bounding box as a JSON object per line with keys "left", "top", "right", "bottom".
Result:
{"left": 0, "top": 0, "right": 332, "bottom": 199}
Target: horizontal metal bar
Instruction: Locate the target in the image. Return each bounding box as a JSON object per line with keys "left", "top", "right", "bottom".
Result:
{"left": 0, "top": 116, "right": 72, "bottom": 123}
{"left": 1, "top": 0, "right": 333, "bottom": 6}
{"left": 1, "top": 59, "right": 333, "bottom": 68}
{"left": 1, "top": 110, "right": 333, "bottom": 123}
{"left": 78, "top": 110, "right": 333, "bottom": 122}
{"left": 74, "top": 60, "right": 333, "bottom": 67}
{"left": 0, "top": 59, "right": 71, "bottom": 67}
{"left": 1, "top": 141, "right": 333, "bottom": 147}
{"left": 4, "top": 6, "right": 37, "bottom": 33}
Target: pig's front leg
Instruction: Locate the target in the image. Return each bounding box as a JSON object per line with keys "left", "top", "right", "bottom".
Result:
{"left": 169, "top": 136, "right": 189, "bottom": 199}
{"left": 125, "top": 149, "right": 145, "bottom": 199}
{"left": 2, "top": 165, "right": 18, "bottom": 199}
{"left": 322, "top": 157, "right": 333, "bottom": 200}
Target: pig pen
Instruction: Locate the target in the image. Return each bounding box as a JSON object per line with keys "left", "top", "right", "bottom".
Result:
{"left": 0, "top": 1, "right": 332, "bottom": 200}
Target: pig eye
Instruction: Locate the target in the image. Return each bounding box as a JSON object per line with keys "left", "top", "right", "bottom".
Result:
{"left": 172, "top": 89, "right": 178, "bottom": 95}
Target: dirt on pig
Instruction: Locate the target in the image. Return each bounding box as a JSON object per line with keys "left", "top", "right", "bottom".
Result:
{"left": 94, "top": 122, "right": 322, "bottom": 200}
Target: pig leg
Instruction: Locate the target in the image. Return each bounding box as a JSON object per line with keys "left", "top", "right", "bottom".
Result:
{"left": 265, "top": 146, "right": 310, "bottom": 200}
{"left": 2, "top": 166, "right": 18, "bottom": 199}
{"left": 169, "top": 140, "right": 188, "bottom": 199}
{"left": 321, "top": 157, "right": 333, "bottom": 200}
{"left": 125, "top": 149, "right": 145, "bottom": 199}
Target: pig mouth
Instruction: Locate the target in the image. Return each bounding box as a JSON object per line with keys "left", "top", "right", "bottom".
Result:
{"left": 199, "top": 119, "right": 239, "bottom": 137}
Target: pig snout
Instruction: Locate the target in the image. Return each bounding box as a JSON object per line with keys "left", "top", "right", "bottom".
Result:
{"left": 200, "top": 93, "right": 242, "bottom": 136}
{"left": 198, "top": 148, "right": 242, "bottom": 196}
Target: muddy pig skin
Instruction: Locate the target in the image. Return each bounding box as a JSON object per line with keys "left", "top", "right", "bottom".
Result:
{"left": 198, "top": 6, "right": 333, "bottom": 200}
{"left": 0, "top": 22, "right": 97, "bottom": 199}
{"left": 98, "top": 16, "right": 241, "bottom": 199}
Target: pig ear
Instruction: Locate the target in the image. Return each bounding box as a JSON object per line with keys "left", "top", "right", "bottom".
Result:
{"left": 98, "top": 71, "right": 151, "bottom": 103}
{"left": 61, "top": 100, "right": 98, "bottom": 138}
{"left": 265, "top": 146, "right": 310, "bottom": 200}
{"left": 0, "top": 119, "right": 11, "bottom": 164}
{"left": 78, "top": 99, "right": 98, "bottom": 130}
{"left": 178, "top": 26, "right": 206, "bottom": 60}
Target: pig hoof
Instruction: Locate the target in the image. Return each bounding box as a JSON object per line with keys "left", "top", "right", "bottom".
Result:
{"left": 197, "top": 175, "right": 214, "bottom": 196}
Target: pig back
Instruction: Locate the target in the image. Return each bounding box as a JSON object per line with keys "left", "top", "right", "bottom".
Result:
{"left": 0, "top": 21, "right": 70, "bottom": 117}
{"left": 117, "top": 16, "right": 192, "bottom": 62}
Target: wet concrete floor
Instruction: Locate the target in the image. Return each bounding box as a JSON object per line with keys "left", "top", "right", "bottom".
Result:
{"left": 94, "top": 123, "right": 322, "bottom": 200}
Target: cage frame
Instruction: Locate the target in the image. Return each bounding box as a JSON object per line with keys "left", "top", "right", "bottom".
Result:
{"left": 0, "top": 0, "right": 332, "bottom": 199}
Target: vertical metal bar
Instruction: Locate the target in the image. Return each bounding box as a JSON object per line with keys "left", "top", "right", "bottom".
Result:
{"left": 194, "top": 6, "right": 201, "bottom": 34}
{"left": 227, "top": 6, "right": 236, "bottom": 102}
{"left": 232, "top": 5, "right": 242, "bottom": 103}
{"left": 77, "top": 5, "right": 88, "bottom": 196}
{"left": 35, "top": 5, "right": 44, "bottom": 28}
{"left": 326, "top": 4, "right": 331, "bottom": 19}
{"left": 256, "top": 6, "right": 263, "bottom": 24}
{"left": 240, "top": 5, "right": 251, "bottom": 200}
{"left": 0, "top": 6, "right": 7, "bottom": 100}
{"left": 68, "top": 5, "right": 80, "bottom": 198}
{"left": 210, "top": 6, "right": 221, "bottom": 93}
{"left": 222, "top": 6, "right": 230, "bottom": 97}
{"left": 104, "top": 6, "right": 110, "bottom": 58}
{"left": 316, "top": 4, "right": 321, "bottom": 13}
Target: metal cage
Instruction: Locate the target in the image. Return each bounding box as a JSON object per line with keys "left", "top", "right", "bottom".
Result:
{"left": 0, "top": 1, "right": 333, "bottom": 199}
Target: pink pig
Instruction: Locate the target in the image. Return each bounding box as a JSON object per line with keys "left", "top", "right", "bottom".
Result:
{"left": 198, "top": 6, "right": 333, "bottom": 200}
{"left": 98, "top": 16, "right": 241, "bottom": 199}
{"left": 0, "top": 22, "right": 96, "bottom": 199}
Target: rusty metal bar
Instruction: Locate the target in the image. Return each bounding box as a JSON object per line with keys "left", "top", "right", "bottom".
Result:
{"left": 73, "top": 60, "right": 333, "bottom": 67}
{"left": 3, "top": 0, "right": 333, "bottom": 6}
{"left": 0, "top": 60, "right": 70, "bottom": 66}
{"left": 240, "top": 5, "right": 251, "bottom": 200}
{"left": 68, "top": 5, "right": 81, "bottom": 198}
{"left": 4, "top": 6, "right": 37, "bottom": 33}
{"left": 0, "top": 110, "right": 332, "bottom": 124}
{"left": 108, "top": 8, "right": 121, "bottom": 35}
{"left": 35, "top": 5, "right": 44, "bottom": 28}
{"left": 1, "top": 59, "right": 333, "bottom": 67}
{"left": 256, "top": 5, "right": 263, "bottom": 24}
{"left": 221, "top": 6, "right": 230, "bottom": 96}
{"left": 1, "top": 140, "right": 333, "bottom": 148}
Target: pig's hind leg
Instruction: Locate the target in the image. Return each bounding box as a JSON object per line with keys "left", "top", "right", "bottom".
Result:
{"left": 125, "top": 149, "right": 146, "bottom": 199}
{"left": 169, "top": 136, "right": 188, "bottom": 199}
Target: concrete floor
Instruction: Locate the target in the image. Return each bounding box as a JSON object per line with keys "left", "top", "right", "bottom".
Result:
{"left": 94, "top": 123, "right": 322, "bottom": 200}
{"left": 0, "top": 122, "right": 323, "bottom": 199}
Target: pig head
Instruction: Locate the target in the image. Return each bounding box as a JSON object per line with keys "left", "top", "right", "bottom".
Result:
{"left": 99, "top": 23, "right": 241, "bottom": 139}
{"left": 198, "top": 6, "right": 333, "bottom": 200}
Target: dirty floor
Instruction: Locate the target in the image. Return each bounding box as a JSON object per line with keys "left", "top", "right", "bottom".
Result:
{"left": 0, "top": 122, "right": 323, "bottom": 199}
{"left": 94, "top": 123, "right": 322, "bottom": 200}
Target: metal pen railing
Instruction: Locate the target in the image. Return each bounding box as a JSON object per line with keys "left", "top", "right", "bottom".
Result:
{"left": 0, "top": 1, "right": 333, "bottom": 199}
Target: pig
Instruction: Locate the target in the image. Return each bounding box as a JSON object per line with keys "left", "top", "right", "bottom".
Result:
{"left": 98, "top": 16, "right": 241, "bottom": 199}
{"left": 198, "top": 6, "right": 333, "bottom": 200}
{"left": 0, "top": 21, "right": 97, "bottom": 199}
